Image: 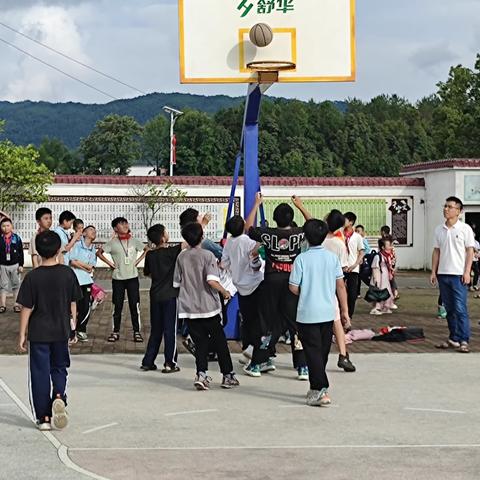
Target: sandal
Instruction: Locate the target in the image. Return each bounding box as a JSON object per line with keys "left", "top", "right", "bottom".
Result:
{"left": 0, "top": 306, "right": 6, "bottom": 313}
{"left": 13, "top": 305, "right": 22, "bottom": 313}
{"left": 435, "top": 339, "right": 460, "bottom": 350}
{"left": 133, "top": 332, "right": 144, "bottom": 343}
{"left": 457, "top": 342, "right": 470, "bottom": 353}
{"left": 107, "top": 332, "right": 120, "bottom": 342}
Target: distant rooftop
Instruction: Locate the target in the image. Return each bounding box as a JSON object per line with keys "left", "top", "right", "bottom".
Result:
{"left": 401, "top": 158, "right": 480, "bottom": 174}
{"left": 54, "top": 175, "right": 425, "bottom": 187}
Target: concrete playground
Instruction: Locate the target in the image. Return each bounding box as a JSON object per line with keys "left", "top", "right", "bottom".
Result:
{"left": 0, "top": 352, "right": 479, "bottom": 480}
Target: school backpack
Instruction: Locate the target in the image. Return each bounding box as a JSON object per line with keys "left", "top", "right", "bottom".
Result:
{"left": 359, "top": 250, "right": 379, "bottom": 286}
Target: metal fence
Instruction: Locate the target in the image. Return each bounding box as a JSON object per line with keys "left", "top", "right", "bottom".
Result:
{"left": 262, "top": 198, "right": 387, "bottom": 235}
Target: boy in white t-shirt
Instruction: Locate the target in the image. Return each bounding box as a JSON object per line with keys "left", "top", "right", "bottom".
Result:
{"left": 323, "top": 210, "right": 356, "bottom": 373}
{"left": 221, "top": 215, "right": 264, "bottom": 369}
{"left": 343, "top": 212, "right": 365, "bottom": 321}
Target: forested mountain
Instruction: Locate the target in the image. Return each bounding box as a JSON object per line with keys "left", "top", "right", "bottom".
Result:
{"left": 0, "top": 92, "right": 251, "bottom": 148}
{"left": 2, "top": 54, "right": 480, "bottom": 177}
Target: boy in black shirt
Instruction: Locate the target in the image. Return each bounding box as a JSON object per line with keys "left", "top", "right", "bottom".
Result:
{"left": 141, "top": 224, "right": 182, "bottom": 373}
{"left": 245, "top": 193, "right": 308, "bottom": 380}
{"left": 17, "top": 231, "right": 82, "bottom": 431}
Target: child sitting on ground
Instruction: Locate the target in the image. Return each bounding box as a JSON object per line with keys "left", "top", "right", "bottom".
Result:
{"left": 17, "top": 231, "right": 82, "bottom": 430}
{"left": 174, "top": 222, "right": 239, "bottom": 390}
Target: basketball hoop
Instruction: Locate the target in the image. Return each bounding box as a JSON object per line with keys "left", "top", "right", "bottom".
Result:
{"left": 246, "top": 61, "right": 296, "bottom": 84}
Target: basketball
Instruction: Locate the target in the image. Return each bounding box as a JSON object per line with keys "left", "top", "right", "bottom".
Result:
{"left": 249, "top": 23, "right": 273, "bottom": 48}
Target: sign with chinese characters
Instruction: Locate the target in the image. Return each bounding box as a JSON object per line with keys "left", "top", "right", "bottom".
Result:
{"left": 464, "top": 175, "right": 480, "bottom": 202}
{"left": 237, "top": 0, "right": 295, "bottom": 17}
{"left": 389, "top": 199, "right": 411, "bottom": 246}
{"left": 179, "top": 0, "right": 355, "bottom": 83}
{"left": 10, "top": 196, "right": 240, "bottom": 246}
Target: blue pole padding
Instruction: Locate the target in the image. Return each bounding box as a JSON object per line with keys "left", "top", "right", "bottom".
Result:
{"left": 223, "top": 152, "right": 242, "bottom": 239}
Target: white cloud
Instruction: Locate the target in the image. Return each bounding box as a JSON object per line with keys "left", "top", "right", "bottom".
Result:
{"left": 0, "top": 0, "right": 480, "bottom": 103}
{"left": 0, "top": 5, "right": 93, "bottom": 102}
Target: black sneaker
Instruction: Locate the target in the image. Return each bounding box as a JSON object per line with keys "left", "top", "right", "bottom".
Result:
{"left": 140, "top": 364, "right": 158, "bottom": 371}
{"left": 338, "top": 354, "right": 356, "bottom": 372}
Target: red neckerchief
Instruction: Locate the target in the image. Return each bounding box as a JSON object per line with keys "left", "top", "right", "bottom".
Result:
{"left": 333, "top": 230, "right": 344, "bottom": 241}
{"left": 380, "top": 249, "right": 395, "bottom": 280}
{"left": 118, "top": 233, "right": 132, "bottom": 241}
{"left": 343, "top": 228, "right": 354, "bottom": 254}
{"left": 3, "top": 233, "right": 12, "bottom": 252}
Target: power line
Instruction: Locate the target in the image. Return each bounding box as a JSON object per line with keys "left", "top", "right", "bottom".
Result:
{"left": 0, "top": 20, "right": 147, "bottom": 96}
{"left": 0, "top": 36, "right": 118, "bottom": 100}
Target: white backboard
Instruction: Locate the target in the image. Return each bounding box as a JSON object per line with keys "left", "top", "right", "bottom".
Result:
{"left": 179, "top": 0, "right": 355, "bottom": 84}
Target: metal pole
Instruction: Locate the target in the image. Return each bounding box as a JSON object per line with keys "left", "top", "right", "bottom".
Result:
{"left": 169, "top": 112, "right": 174, "bottom": 177}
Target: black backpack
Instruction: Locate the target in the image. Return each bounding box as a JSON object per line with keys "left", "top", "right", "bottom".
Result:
{"left": 359, "top": 250, "right": 379, "bottom": 286}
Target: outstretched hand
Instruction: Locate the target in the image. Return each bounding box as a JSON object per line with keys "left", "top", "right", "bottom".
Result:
{"left": 291, "top": 195, "right": 303, "bottom": 209}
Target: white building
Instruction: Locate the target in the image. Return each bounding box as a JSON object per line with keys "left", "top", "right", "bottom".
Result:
{"left": 10, "top": 158, "right": 480, "bottom": 269}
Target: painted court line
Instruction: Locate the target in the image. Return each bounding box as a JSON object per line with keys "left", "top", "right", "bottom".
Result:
{"left": 404, "top": 407, "right": 466, "bottom": 415}
{"left": 83, "top": 423, "right": 119, "bottom": 435}
{"left": 0, "top": 378, "right": 109, "bottom": 480}
{"left": 69, "top": 443, "right": 480, "bottom": 452}
{"left": 277, "top": 404, "right": 339, "bottom": 409}
{"left": 164, "top": 409, "right": 218, "bottom": 417}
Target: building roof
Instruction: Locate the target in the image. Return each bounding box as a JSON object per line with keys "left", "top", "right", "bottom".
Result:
{"left": 401, "top": 158, "right": 480, "bottom": 174}
{"left": 54, "top": 175, "right": 425, "bottom": 187}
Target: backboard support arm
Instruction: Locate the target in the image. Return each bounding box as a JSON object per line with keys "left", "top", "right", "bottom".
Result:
{"left": 224, "top": 83, "right": 271, "bottom": 236}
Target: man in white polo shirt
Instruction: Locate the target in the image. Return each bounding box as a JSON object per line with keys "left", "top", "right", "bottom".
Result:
{"left": 431, "top": 196, "right": 475, "bottom": 353}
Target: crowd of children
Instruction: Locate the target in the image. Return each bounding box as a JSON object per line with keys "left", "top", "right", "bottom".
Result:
{"left": 6, "top": 198, "right": 406, "bottom": 430}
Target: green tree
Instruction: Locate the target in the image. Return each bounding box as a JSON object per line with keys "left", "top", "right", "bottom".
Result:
{"left": 37, "top": 137, "right": 84, "bottom": 174}
{"left": 174, "top": 110, "right": 236, "bottom": 176}
{"left": 80, "top": 114, "right": 142, "bottom": 175}
{"left": 129, "top": 182, "right": 187, "bottom": 232}
{"left": 142, "top": 115, "right": 170, "bottom": 175}
{"left": 0, "top": 139, "right": 53, "bottom": 213}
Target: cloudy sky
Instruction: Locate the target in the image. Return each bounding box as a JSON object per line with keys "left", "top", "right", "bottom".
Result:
{"left": 0, "top": 0, "right": 479, "bottom": 104}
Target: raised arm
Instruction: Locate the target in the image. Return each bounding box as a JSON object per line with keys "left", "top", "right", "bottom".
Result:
{"left": 291, "top": 195, "right": 312, "bottom": 221}
{"left": 245, "top": 192, "right": 263, "bottom": 232}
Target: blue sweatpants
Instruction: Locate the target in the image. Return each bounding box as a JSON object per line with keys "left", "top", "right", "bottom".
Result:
{"left": 142, "top": 297, "right": 178, "bottom": 368}
{"left": 29, "top": 341, "right": 70, "bottom": 421}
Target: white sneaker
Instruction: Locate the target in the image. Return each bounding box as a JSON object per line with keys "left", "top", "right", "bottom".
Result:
{"left": 243, "top": 345, "right": 253, "bottom": 359}
{"left": 52, "top": 397, "right": 68, "bottom": 430}
{"left": 390, "top": 304, "right": 398, "bottom": 310}
{"left": 238, "top": 354, "right": 250, "bottom": 365}
{"left": 37, "top": 417, "right": 52, "bottom": 431}
{"left": 370, "top": 308, "right": 383, "bottom": 315}
{"left": 382, "top": 309, "right": 393, "bottom": 314}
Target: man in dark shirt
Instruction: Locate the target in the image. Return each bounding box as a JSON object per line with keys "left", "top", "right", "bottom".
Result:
{"left": 141, "top": 224, "right": 182, "bottom": 373}
{"left": 244, "top": 193, "right": 309, "bottom": 380}
{"left": 17, "top": 231, "right": 82, "bottom": 431}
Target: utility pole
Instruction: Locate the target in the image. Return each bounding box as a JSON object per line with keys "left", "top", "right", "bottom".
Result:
{"left": 163, "top": 106, "right": 183, "bottom": 177}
